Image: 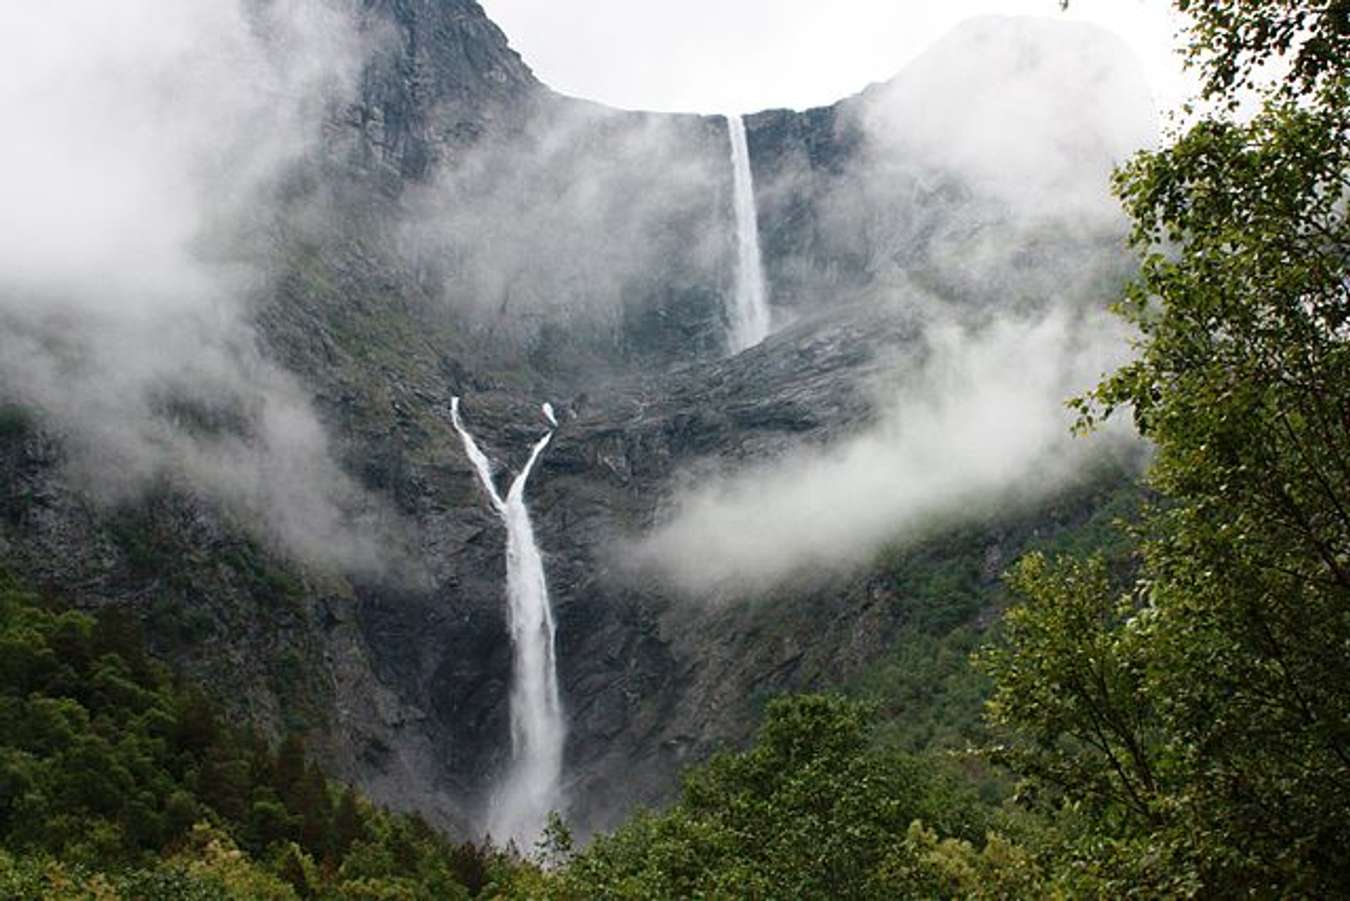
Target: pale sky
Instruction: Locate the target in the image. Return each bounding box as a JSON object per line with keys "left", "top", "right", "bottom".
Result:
{"left": 480, "top": 0, "right": 1191, "bottom": 117}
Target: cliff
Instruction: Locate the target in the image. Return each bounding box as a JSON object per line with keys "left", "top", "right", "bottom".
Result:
{"left": 0, "top": 3, "right": 1152, "bottom": 837}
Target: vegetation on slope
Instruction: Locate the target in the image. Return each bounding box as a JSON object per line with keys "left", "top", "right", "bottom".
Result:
{"left": 553, "top": 695, "right": 1003, "bottom": 899}
{"left": 855, "top": 472, "right": 1143, "bottom": 759}
{"left": 0, "top": 568, "right": 543, "bottom": 899}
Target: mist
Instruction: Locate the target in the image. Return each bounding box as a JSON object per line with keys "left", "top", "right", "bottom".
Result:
{"left": 400, "top": 98, "right": 733, "bottom": 358}
{"left": 632, "top": 16, "right": 1157, "bottom": 594}
{"left": 634, "top": 307, "right": 1142, "bottom": 593}
{"left": 862, "top": 17, "right": 1157, "bottom": 221}
{"left": 0, "top": 3, "right": 398, "bottom": 570}
{"left": 0, "top": 6, "right": 1159, "bottom": 590}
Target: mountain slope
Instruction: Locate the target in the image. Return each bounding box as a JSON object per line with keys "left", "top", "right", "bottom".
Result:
{"left": 0, "top": 2, "right": 1152, "bottom": 839}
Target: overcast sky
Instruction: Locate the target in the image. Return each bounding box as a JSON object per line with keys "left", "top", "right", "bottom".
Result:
{"left": 480, "top": 0, "right": 1190, "bottom": 116}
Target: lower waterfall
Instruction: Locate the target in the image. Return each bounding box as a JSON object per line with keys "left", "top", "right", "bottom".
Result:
{"left": 450, "top": 397, "right": 564, "bottom": 847}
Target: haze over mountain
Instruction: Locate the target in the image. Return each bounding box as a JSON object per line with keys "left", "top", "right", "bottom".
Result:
{"left": 0, "top": 0, "right": 1154, "bottom": 841}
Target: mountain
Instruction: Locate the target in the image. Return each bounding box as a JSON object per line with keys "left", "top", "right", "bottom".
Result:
{"left": 0, "top": 2, "right": 1152, "bottom": 839}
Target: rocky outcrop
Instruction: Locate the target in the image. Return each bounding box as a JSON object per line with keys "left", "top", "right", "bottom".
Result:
{"left": 341, "top": 0, "right": 541, "bottom": 181}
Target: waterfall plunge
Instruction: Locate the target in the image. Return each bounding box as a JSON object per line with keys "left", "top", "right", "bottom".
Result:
{"left": 727, "top": 114, "right": 771, "bottom": 352}
{"left": 450, "top": 397, "right": 565, "bottom": 848}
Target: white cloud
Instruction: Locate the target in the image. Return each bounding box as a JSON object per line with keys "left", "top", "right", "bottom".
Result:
{"left": 0, "top": 2, "right": 393, "bottom": 571}
{"left": 480, "top": 0, "right": 1189, "bottom": 116}
{"left": 631, "top": 308, "right": 1142, "bottom": 594}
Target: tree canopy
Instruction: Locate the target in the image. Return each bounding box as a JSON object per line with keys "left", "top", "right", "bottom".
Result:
{"left": 982, "top": 0, "right": 1350, "bottom": 893}
{"left": 0, "top": 569, "right": 539, "bottom": 899}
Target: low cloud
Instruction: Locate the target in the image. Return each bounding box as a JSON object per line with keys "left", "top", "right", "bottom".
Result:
{"left": 634, "top": 308, "right": 1142, "bottom": 594}
{"left": 401, "top": 99, "right": 732, "bottom": 353}
{"left": 0, "top": 2, "right": 391, "bottom": 571}
{"left": 861, "top": 16, "right": 1157, "bottom": 222}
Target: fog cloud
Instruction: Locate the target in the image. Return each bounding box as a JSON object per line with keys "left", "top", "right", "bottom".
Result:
{"left": 634, "top": 308, "right": 1142, "bottom": 593}
{"left": 861, "top": 16, "right": 1157, "bottom": 222}
{"left": 0, "top": 2, "right": 390, "bottom": 570}
{"left": 402, "top": 99, "right": 732, "bottom": 354}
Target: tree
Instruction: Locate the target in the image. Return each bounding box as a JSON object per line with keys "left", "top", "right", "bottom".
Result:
{"left": 1174, "top": 0, "right": 1350, "bottom": 101}
{"left": 0, "top": 570, "right": 499, "bottom": 895}
{"left": 332, "top": 786, "right": 366, "bottom": 858}
{"left": 560, "top": 695, "right": 992, "bottom": 899}
{"left": 984, "top": 0, "right": 1350, "bottom": 893}
{"left": 1061, "top": 2, "right": 1350, "bottom": 100}
{"left": 978, "top": 554, "right": 1160, "bottom": 830}
{"left": 293, "top": 763, "right": 334, "bottom": 859}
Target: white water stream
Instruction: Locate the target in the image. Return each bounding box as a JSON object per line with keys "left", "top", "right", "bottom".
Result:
{"left": 727, "top": 114, "right": 771, "bottom": 351}
{"left": 450, "top": 397, "right": 564, "bottom": 847}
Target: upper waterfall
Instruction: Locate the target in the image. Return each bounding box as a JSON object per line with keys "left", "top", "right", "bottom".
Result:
{"left": 727, "top": 114, "right": 771, "bottom": 352}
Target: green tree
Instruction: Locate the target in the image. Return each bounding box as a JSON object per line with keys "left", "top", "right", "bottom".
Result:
{"left": 1174, "top": 0, "right": 1350, "bottom": 101}
{"left": 293, "top": 762, "right": 334, "bottom": 858}
{"left": 984, "top": 0, "right": 1350, "bottom": 894}
{"left": 561, "top": 695, "right": 991, "bottom": 899}
{"left": 333, "top": 786, "right": 367, "bottom": 858}
{"left": 0, "top": 570, "right": 493, "bottom": 895}
{"left": 979, "top": 555, "right": 1160, "bottom": 830}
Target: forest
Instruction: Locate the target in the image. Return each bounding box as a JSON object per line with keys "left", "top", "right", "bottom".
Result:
{"left": 3, "top": 0, "right": 1348, "bottom": 897}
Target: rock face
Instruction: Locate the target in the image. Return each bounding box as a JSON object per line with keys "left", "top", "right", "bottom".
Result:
{"left": 343, "top": 0, "right": 541, "bottom": 180}
{"left": 0, "top": 3, "right": 1152, "bottom": 838}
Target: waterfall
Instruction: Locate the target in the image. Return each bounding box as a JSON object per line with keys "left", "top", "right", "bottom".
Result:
{"left": 727, "top": 114, "right": 771, "bottom": 352}
{"left": 450, "top": 397, "right": 565, "bottom": 848}
{"left": 451, "top": 397, "right": 504, "bottom": 512}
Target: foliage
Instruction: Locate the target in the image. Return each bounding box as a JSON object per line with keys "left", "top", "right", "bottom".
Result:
{"left": 1176, "top": 0, "right": 1350, "bottom": 102}
{"left": 853, "top": 475, "right": 1141, "bottom": 776}
{"left": 0, "top": 568, "right": 536, "bottom": 898}
{"left": 1061, "top": 0, "right": 1349, "bottom": 102}
{"left": 980, "top": 555, "right": 1159, "bottom": 832}
{"left": 556, "top": 695, "right": 998, "bottom": 899}
{"left": 8, "top": 1, "right": 1347, "bottom": 896}
{"left": 858, "top": 626, "right": 993, "bottom": 758}
{"left": 980, "top": 0, "right": 1350, "bottom": 894}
